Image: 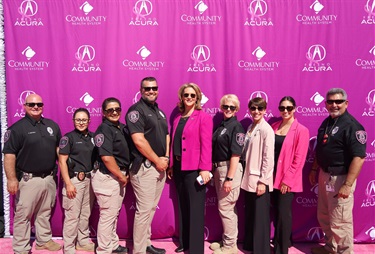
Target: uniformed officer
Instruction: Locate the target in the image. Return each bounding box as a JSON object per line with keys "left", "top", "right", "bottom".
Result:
{"left": 126, "top": 77, "right": 169, "bottom": 254}
{"left": 92, "top": 98, "right": 130, "bottom": 254}
{"left": 309, "top": 88, "right": 367, "bottom": 254}
{"left": 58, "top": 108, "right": 96, "bottom": 254}
{"left": 3, "top": 93, "right": 62, "bottom": 254}
{"left": 210, "top": 94, "right": 245, "bottom": 254}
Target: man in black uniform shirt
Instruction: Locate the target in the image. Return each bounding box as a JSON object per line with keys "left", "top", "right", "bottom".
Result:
{"left": 126, "top": 77, "right": 169, "bottom": 254}
{"left": 309, "top": 88, "right": 367, "bottom": 254}
{"left": 3, "top": 94, "right": 62, "bottom": 254}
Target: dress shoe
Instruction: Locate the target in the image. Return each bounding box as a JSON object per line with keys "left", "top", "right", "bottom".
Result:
{"left": 112, "top": 245, "right": 129, "bottom": 254}
{"left": 146, "top": 245, "right": 166, "bottom": 254}
{"left": 35, "top": 239, "right": 62, "bottom": 251}
{"left": 175, "top": 245, "right": 187, "bottom": 253}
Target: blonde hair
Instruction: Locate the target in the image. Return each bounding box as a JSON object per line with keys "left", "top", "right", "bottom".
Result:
{"left": 220, "top": 94, "right": 240, "bottom": 111}
{"left": 177, "top": 83, "right": 203, "bottom": 112}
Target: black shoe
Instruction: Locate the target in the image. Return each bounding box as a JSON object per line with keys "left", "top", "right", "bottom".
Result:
{"left": 146, "top": 245, "right": 166, "bottom": 254}
{"left": 112, "top": 245, "right": 129, "bottom": 254}
{"left": 175, "top": 246, "right": 186, "bottom": 253}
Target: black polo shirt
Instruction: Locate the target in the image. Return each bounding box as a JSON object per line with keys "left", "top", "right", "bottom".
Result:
{"left": 3, "top": 114, "right": 61, "bottom": 173}
{"left": 94, "top": 118, "right": 131, "bottom": 168}
{"left": 212, "top": 116, "right": 245, "bottom": 162}
{"left": 59, "top": 129, "right": 96, "bottom": 173}
{"left": 126, "top": 98, "right": 168, "bottom": 157}
{"left": 316, "top": 110, "right": 367, "bottom": 172}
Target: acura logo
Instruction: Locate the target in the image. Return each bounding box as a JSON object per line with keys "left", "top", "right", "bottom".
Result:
{"left": 191, "top": 45, "right": 210, "bottom": 64}
{"left": 75, "top": 45, "right": 96, "bottom": 66}
{"left": 133, "top": 0, "right": 153, "bottom": 17}
{"left": 19, "top": 0, "right": 38, "bottom": 17}
{"left": 18, "top": 90, "right": 36, "bottom": 107}
{"left": 249, "top": 0, "right": 267, "bottom": 16}
{"left": 249, "top": 91, "right": 268, "bottom": 102}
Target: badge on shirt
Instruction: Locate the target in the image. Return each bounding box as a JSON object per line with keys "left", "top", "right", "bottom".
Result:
{"left": 128, "top": 110, "right": 140, "bottom": 123}
{"left": 59, "top": 136, "right": 69, "bottom": 149}
{"left": 47, "top": 127, "right": 54, "bottom": 136}
{"left": 94, "top": 134, "right": 104, "bottom": 147}
{"left": 356, "top": 130, "right": 367, "bottom": 144}
{"left": 3, "top": 130, "right": 11, "bottom": 143}
{"left": 220, "top": 128, "right": 227, "bottom": 136}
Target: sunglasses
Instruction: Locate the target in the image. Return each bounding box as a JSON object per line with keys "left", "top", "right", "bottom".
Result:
{"left": 222, "top": 105, "right": 236, "bottom": 111}
{"left": 74, "top": 118, "right": 89, "bottom": 124}
{"left": 326, "top": 99, "right": 346, "bottom": 105}
{"left": 249, "top": 106, "right": 265, "bottom": 111}
{"left": 25, "top": 102, "right": 44, "bottom": 108}
{"left": 105, "top": 107, "right": 122, "bottom": 114}
{"left": 278, "top": 106, "right": 294, "bottom": 112}
{"left": 142, "top": 86, "right": 158, "bottom": 92}
{"left": 183, "top": 93, "right": 196, "bottom": 99}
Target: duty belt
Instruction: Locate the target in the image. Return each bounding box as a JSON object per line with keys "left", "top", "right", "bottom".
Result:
{"left": 213, "top": 161, "right": 230, "bottom": 168}
{"left": 21, "top": 171, "right": 53, "bottom": 182}
{"left": 98, "top": 162, "right": 128, "bottom": 175}
{"left": 70, "top": 171, "right": 92, "bottom": 181}
{"left": 322, "top": 165, "right": 348, "bottom": 176}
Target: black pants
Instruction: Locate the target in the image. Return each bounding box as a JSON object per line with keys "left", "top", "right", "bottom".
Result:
{"left": 272, "top": 190, "right": 295, "bottom": 254}
{"left": 243, "top": 188, "right": 271, "bottom": 254}
{"left": 173, "top": 160, "right": 206, "bottom": 254}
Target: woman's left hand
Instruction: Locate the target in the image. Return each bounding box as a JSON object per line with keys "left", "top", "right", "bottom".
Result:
{"left": 256, "top": 182, "right": 266, "bottom": 196}
{"left": 280, "top": 183, "right": 290, "bottom": 194}
{"left": 199, "top": 170, "right": 212, "bottom": 185}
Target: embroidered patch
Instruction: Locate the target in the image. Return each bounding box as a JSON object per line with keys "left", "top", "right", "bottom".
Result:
{"left": 128, "top": 110, "right": 140, "bottom": 123}
{"left": 47, "top": 127, "right": 53, "bottom": 135}
{"left": 236, "top": 133, "right": 245, "bottom": 146}
{"left": 3, "top": 130, "right": 11, "bottom": 143}
{"left": 220, "top": 128, "right": 227, "bottom": 136}
{"left": 356, "top": 130, "right": 367, "bottom": 144}
{"left": 331, "top": 126, "right": 339, "bottom": 135}
{"left": 59, "top": 136, "right": 69, "bottom": 149}
{"left": 95, "top": 134, "right": 105, "bottom": 147}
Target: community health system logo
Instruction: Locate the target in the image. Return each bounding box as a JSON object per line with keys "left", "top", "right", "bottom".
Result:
{"left": 295, "top": 92, "right": 328, "bottom": 117}
{"left": 355, "top": 46, "right": 375, "bottom": 70}
{"left": 238, "top": 46, "right": 280, "bottom": 71}
{"left": 187, "top": 45, "right": 217, "bottom": 72}
{"left": 72, "top": 45, "right": 101, "bottom": 72}
{"left": 363, "top": 89, "right": 375, "bottom": 117}
{"left": 7, "top": 46, "right": 49, "bottom": 71}
{"left": 65, "top": 92, "right": 102, "bottom": 117}
{"left": 65, "top": 1, "right": 107, "bottom": 26}
{"left": 129, "top": 0, "right": 159, "bottom": 26}
{"left": 14, "top": 0, "right": 44, "bottom": 26}
{"left": 180, "top": 1, "right": 222, "bottom": 25}
{"left": 244, "top": 0, "right": 274, "bottom": 27}
{"left": 122, "top": 45, "right": 165, "bottom": 71}
{"left": 296, "top": 0, "right": 338, "bottom": 25}
{"left": 362, "top": 0, "right": 375, "bottom": 24}
{"left": 361, "top": 180, "right": 375, "bottom": 208}
{"left": 302, "top": 44, "right": 332, "bottom": 72}
{"left": 13, "top": 90, "right": 36, "bottom": 118}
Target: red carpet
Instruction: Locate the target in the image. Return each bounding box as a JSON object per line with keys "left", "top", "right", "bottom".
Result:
{"left": 0, "top": 237, "right": 374, "bottom": 253}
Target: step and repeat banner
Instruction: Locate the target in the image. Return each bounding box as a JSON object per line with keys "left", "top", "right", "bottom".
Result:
{"left": 2, "top": 0, "right": 375, "bottom": 243}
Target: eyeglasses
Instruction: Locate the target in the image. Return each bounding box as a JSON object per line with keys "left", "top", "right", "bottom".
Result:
{"left": 142, "top": 86, "right": 158, "bottom": 92}
{"left": 278, "top": 106, "right": 294, "bottom": 112}
{"left": 249, "top": 106, "right": 265, "bottom": 111}
{"left": 222, "top": 105, "right": 236, "bottom": 111}
{"left": 183, "top": 93, "right": 196, "bottom": 99}
{"left": 25, "top": 102, "right": 44, "bottom": 108}
{"left": 326, "top": 99, "right": 346, "bottom": 105}
{"left": 105, "top": 107, "right": 122, "bottom": 114}
{"left": 74, "top": 118, "right": 89, "bottom": 124}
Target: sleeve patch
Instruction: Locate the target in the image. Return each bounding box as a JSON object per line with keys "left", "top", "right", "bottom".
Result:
{"left": 3, "top": 130, "right": 11, "bottom": 143}
{"left": 356, "top": 130, "right": 367, "bottom": 144}
{"left": 95, "top": 134, "right": 105, "bottom": 147}
{"left": 59, "top": 136, "right": 69, "bottom": 149}
{"left": 127, "top": 110, "right": 140, "bottom": 123}
{"left": 236, "top": 133, "right": 245, "bottom": 146}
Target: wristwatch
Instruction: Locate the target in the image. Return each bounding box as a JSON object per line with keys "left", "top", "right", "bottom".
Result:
{"left": 225, "top": 177, "right": 233, "bottom": 181}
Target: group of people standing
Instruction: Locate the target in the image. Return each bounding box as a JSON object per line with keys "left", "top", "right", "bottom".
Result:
{"left": 3, "top": 78, "right": 367, "bottom": 254}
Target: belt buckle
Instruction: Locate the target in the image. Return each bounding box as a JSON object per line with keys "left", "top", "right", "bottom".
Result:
{"left": 144, "top": 159, "right": 152, "bottom": 168}
{"left": 76, "top": 171, "right": 86, "bottom": 181}
{"left": 23, "top": 172, "right": 32, "bottom": 182}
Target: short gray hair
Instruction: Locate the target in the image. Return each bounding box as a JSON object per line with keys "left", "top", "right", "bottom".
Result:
{"left": 326, "top": 88, "right": 347, "bottom": 100}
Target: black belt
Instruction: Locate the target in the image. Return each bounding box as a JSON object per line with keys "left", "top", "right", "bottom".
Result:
{"left": 322, "top": 165, "right": 348, "bottom": 176}
{"left": 99, "top": 167, "right": 128, "bottom": 175}
{"left": 213, "top": 161, "right": 230, "bottom": 168}
{"left": 23, "top": 171, "right": 53, "bottom": 178}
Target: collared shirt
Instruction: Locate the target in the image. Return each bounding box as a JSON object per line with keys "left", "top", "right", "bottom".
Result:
{"left": 212, "top": 116, "right": 245, "bottom": 162}
{"left": 316, "top": 110, "right": 367, "bottom": 171}
{"left": 3, "top": 114, "right": 61, "bottom": 173}
{"left": 126, "top": 98, "right": 168, "bottom": 157}
{"left": 94, "top": 118, "right": 131, "bottom": 168}
{"left": 59, "top": 129, "right": 96, "bottom": 172}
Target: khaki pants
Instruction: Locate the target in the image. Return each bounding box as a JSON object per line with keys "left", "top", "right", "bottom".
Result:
{"left": 214, "top": 163, "right": 243, "bottom": 248}
{"left": 317, "top": 170, "right": 356, "bottom": 254}
{"left": 62, "top": 176, "right": 94, "bottom": 254}
{"left": 13, "top": 174, "right": 56, "bottom": 254}
{"left": 92, "top": 170, "right": 126, "bottom": 254}
{"left": 130, "top": 164, "right": 166, "bottom": 254}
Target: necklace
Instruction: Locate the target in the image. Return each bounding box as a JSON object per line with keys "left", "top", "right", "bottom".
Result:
{"left": 323, "top": 117, "right": 339, "bottom": 144}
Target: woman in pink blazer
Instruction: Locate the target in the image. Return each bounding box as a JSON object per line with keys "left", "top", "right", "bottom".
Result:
{"left": 168, "top": 83, "right": 213, "bottom": 254}
{"left": 271, "top": 96, "right": 309, "bottom": 254}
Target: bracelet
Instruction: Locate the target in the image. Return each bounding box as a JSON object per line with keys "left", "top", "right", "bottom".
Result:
{"left": 225, "top": 177, "right": 233, "bottom": 181}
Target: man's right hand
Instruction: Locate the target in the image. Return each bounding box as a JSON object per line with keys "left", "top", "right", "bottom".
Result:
{"left": 7, "top": 179, "right": 19, "bottom": 195}
{"left": 155, "top": 157, "right": 169, "bottom": 172}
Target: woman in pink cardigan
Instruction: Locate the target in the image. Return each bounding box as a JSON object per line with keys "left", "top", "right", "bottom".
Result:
{"left": 168, "top": 83, "right": 213, "bottom": 254}
{"left": 271, "top": 96, "right": 309, "bottom": 254}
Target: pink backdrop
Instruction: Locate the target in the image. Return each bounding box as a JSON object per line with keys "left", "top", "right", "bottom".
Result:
{"left": 2, "top": 0, "right": 375, "bottom": 243}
